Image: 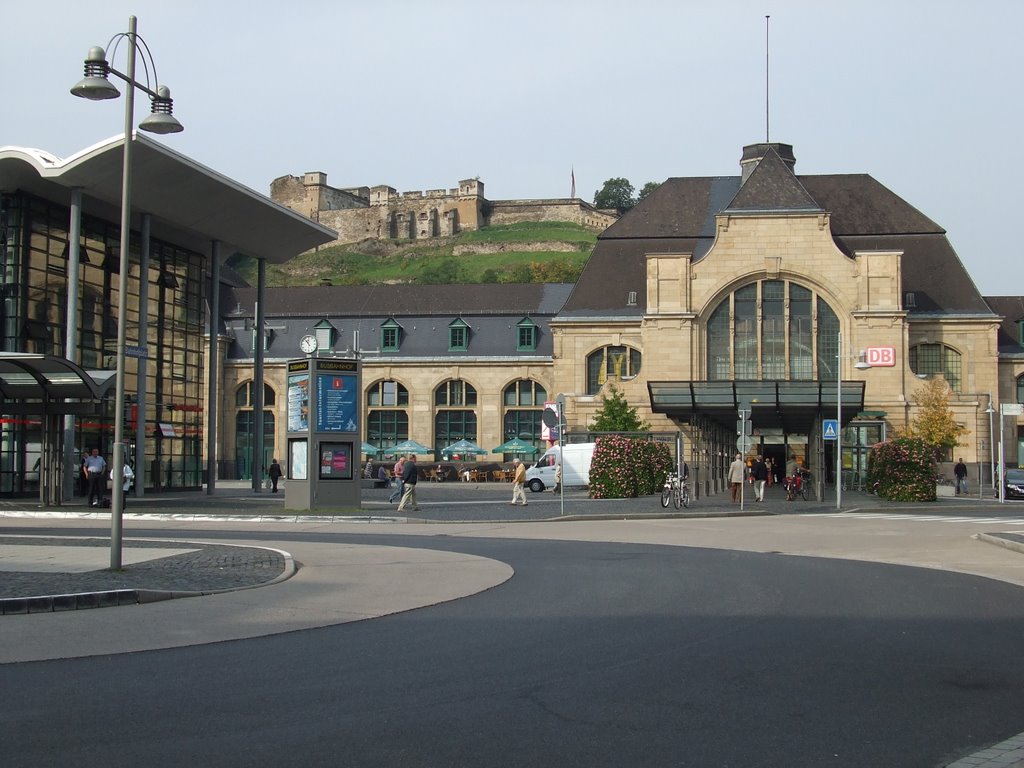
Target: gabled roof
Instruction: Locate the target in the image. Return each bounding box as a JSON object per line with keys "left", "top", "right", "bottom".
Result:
{"left": 725, "top": 146, "right": 821, "bottom": 213}
{"left": 558, "top": 143, "right": 990, "bottom": 319}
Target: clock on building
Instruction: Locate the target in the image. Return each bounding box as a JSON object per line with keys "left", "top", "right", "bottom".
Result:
{"left": 300, "top": 334, "right": 318, "bottom": 354}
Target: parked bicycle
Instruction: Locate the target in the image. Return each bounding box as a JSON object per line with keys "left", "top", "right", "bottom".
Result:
{"left": 784, "top": 468, "right": 811, "bottom": 501}
{"left": 660, "top": 471, "right": 690, "bottom": 509}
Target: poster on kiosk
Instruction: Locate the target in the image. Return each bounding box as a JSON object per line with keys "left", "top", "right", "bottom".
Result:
{"left": 285, "top": 357, "right": 361, "bottom": 510}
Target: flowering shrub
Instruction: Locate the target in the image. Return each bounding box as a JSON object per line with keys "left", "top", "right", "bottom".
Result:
{"left": 588, "top": 436, "right": 673, "bottom": 499}
{"left": 866, "top": 436, "right": 937, "bottom": 502}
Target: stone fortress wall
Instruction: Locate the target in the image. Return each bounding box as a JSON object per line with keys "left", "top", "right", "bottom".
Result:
{"left": 270, "top": 172, "right": 619, "bottom": 248}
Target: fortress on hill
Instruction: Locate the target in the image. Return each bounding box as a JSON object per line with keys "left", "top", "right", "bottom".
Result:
{"left": 270, "top": 172, "right": 619, "bottom": 247}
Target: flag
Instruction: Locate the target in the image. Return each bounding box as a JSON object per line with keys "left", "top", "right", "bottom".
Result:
{"left": 571, "top": 167, "right": 576, "bottom": 199}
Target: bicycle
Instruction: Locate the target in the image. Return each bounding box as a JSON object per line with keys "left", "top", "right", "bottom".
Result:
{"left": 784, "top": 469, "right": 811, "bottom": 501}
{"left": 660, "top": 472, "right": 690, "bottom": 509}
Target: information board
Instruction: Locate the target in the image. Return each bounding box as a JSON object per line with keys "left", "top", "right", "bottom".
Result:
{"left": 287, "top": 373, "right": 309, "bottom": 432}
{"left": 316, "top": 373, "right": 357, "bottom": 432}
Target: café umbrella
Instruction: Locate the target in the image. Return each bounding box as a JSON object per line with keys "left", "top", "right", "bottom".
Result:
{"left": 441, "top": 439, "right": 488, "bottom": 457}
{"left": 387, "top": 439, "right": 434, "bottom": 455}
{"left": 491, "top": 437, "right": 539, "bottom": 455}
{"left": 360, "top": 442, "right": 380, "bottom": 456}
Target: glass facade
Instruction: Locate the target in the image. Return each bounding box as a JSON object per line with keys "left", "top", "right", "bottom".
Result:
{"left": 0, "top": 191, "right": 207, "bottom": 495}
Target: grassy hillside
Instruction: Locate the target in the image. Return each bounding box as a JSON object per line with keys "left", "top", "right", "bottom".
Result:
{"left": 227, "top": 221, "right": 596, "bottom": 286}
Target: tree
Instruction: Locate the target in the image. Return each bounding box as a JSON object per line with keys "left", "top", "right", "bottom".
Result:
{"left": 638, "top": 181, "right": 661, "bottom": 201}
{"left": 897, "top": 376, "right": 969, "bottom": 458}
{"left": 589, "top": 382, "right": 649, "bottom": 432}
{"left": 593, "top": 178, "right": 636, "bottom": 211}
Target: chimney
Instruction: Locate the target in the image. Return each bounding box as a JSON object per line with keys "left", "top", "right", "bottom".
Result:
{"left": 740, "top": 142, "right": 796, "bottom": 183}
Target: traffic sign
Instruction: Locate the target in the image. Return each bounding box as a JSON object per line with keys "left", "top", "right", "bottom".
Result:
{"left": 1002, "top": 404, "right": 1024, "bottom": 416}
{"left": 823, "top": 419, "right": 839, "bottom": 440}
{"left": 736, "top": 419, "right": 753, "bottom": 436}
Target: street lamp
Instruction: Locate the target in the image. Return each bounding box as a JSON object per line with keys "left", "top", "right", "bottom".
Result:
{"left": 836, "top": 332, "right": 872, "bottom": 510}
{"left": 71, "top": 15, "right": 183, "bottom": 569}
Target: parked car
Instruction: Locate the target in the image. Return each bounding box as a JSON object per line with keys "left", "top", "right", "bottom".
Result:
{"left": 1005, "top": 468, "right": 1024, "bottom": 499}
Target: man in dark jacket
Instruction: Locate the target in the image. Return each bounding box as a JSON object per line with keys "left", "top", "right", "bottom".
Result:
{"left": 954, "top": 458, "right": 968, "bottom": 495}
{"left": 752, "top": 455, "right": 769, "bottom": 502}
{"left": 397, "top": 454, "right": 420, "bottom": 513}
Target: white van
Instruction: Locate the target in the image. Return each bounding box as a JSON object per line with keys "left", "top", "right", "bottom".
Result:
{"left": 525, "top": 443, "right": 595, "bottom": 492}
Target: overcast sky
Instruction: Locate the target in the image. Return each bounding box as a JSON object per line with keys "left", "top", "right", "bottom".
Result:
{"left": 5, "top": 0, "right": 1021, "bottom": 295}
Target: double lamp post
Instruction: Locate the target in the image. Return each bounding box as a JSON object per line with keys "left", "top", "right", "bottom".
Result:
{"left": 70, "top": 15, "right": 184, "bottom": 568}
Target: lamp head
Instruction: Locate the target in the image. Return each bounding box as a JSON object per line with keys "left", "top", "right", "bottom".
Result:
{"left": 70, "top": 46, "right": 120, "bottom": 100}
{"left": 139, "top": 86, "right": 184, "bottom": 134}
{"left": 854, "top": 361, "right": 872, "bottom": 370}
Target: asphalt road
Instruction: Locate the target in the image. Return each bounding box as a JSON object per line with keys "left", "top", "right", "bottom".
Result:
{"left": 4, "top": 518, "right": 1024, "bottom": 767}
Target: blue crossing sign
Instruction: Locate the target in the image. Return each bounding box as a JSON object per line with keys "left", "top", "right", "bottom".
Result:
{"left": 823, "top": 419, "right": 839, "bottom": 441}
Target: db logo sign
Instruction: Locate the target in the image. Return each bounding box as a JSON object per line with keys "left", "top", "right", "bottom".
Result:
{"left": 865, "top": 347, "right": 896, "bottom": 367}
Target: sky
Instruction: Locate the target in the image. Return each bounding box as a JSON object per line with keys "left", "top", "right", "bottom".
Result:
{"left": 4, "top": 0, "right": 1022, "bottom": 295}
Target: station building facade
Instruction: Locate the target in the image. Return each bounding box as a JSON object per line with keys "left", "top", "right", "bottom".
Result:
{"left": 220, "top": 142, "right": 1024, "bottom": 498}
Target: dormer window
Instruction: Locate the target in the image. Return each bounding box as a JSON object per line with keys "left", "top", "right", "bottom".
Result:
{"left": 314, "top": 319, "right": 335, "bottom": 351}
{"left": 516, "top": 317, "right": 537, "bottom": 351}
{"left": 381, "top": 318, "right": 402, "bottom": 352}
{"left": 449, "top": 318, "right": 469, "bottom": 351}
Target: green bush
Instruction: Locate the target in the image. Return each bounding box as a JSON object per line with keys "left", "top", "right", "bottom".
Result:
{"left": 866, "top": 436, "right": 937, "bottom": 502}
{"left": 589, "top": 436, "right": 673, "bottom": 499}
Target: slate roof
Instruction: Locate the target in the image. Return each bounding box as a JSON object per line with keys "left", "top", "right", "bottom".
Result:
{"left": 221, "top": 283, "right": 573, "bottom": 361}
{"left": 559, "top": 143, "right": 997, "bottom": 320}
{"left": 983, "top": 296, "right": 1024, "bottom": 354}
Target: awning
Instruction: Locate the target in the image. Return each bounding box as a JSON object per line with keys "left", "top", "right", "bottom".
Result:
{"left": 0, "top": 353, "right": 114, "bottom": 404}
{"left": 647, "top": 380, "right": 866, "bottom": 435}
{"left": 0, "top": 135, "right": 337, "bottom": 263}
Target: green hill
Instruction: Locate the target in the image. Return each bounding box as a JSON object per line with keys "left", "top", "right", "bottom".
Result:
{"left": 226, "top": 221, "right": 596, "bottom": 286}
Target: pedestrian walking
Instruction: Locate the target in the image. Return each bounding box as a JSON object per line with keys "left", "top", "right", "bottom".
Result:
{"left": 83, "top": 447, "right": 107, "bottom": 507}
{"left": 396, "top": 454, "right": 420, "bottom": 512}
{"left": 551, "top": 464, "right": 561, "bottom": 494}
{"left": 510, "top": 457, "right": 528, "bottom": 505}
{"left": 954, "top": 457, "right": 968, "bottom": 495}
{"left": 752, "top": 455, "right": 769, "bottom": 502}
{"left": 110, "top": 462, "right": 134, "bottom": 507}
{"left": 728, "top": 452, "right": 746, "bottom": 503}
{"left": 268, "top": 458, "right": 283, "bottom": 492}
{"left": 389, "top": 455, "right": 406, "bottom": 503}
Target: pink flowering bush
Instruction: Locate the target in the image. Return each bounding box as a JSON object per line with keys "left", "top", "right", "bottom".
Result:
{"left": 866, "top": 436, "right": 937, "bottom": 502}
{"left": 589, "top": 436, "right": 673, "bottom": 499}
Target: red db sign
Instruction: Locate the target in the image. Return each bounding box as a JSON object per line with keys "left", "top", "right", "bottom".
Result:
{"left": 865, "top": 347, "right": 896, "bottom": 367}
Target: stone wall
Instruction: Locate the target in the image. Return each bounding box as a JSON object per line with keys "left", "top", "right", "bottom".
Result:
{"left": 489, "top": 199, "right": 618, "bottom": 230}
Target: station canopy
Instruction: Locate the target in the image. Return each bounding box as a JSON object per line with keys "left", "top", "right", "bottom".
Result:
{"left": 0, "top": 353, "right": 115, "bottom": 412}
{"left": 647, "top": 380, "right": 866, "bottom": 435}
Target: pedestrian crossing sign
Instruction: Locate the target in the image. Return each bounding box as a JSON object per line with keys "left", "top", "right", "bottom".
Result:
{"left": 823, "top": 419, "right": 839, "bottom": 440}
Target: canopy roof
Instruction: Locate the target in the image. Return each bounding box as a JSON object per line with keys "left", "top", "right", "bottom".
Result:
{"left": 647, "top": 380, "right": 866, "bottom": 435}
{"left": 0, "top": 134, "right": 337, "bottom": 263}
{"left": 0, "top": 353, "right": 114, "bottom": 403}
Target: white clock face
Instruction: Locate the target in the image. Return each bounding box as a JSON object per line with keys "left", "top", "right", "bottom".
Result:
{"left": 300, "top": 335, "right": 318, "bottom": 353}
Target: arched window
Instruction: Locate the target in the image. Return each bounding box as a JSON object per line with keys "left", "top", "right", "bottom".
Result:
{"left": 501, "top": 380, "right": 546, "bottom": 455}
{"left": 234, "top": 382, "right": 275, "bottom": 480}
{"left": 435, "top": 379, "right": 477, "bottom": 453}
{"left": 366, "top": 380, "right": 409, "bottom": 451}
{"left": 910, "top": 344, "right": 963, "bottom": 393}
{"left": 706, "top": 280, "right": 839, "bottom": 381}
{"left": 586, "top": 346, "right": 642, "bottom": 395}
